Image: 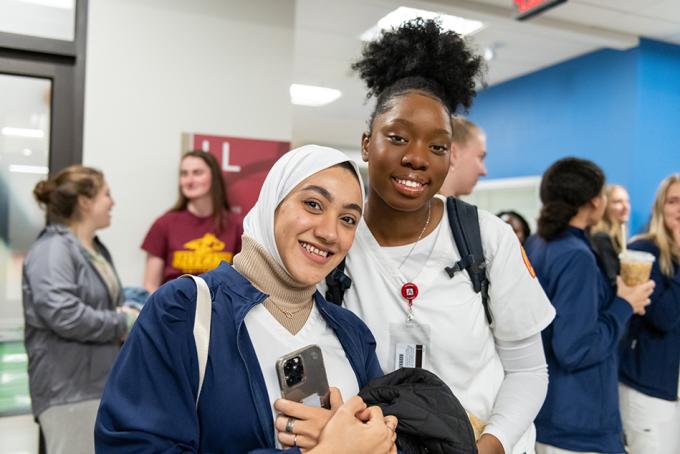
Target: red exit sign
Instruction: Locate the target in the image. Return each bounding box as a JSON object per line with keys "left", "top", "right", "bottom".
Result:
{"left": 514, "top": 0, "right": 567, "bottom": 20}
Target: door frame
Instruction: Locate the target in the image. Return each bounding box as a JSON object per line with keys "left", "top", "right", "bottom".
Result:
{"left": 0, "top": 0, "right": 89, "bottom": 172}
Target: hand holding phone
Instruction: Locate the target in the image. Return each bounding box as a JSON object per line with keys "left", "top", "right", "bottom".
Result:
{"left": 274, "top": 387, "right": 343, "bottom": 450}
{"left": 276, "top": 344, "right": 331, "bottom": 409}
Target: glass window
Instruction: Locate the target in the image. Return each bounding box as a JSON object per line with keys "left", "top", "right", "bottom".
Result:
{"left": 0, "top": 73, "right": 51, "bottom": 415}
{"left": 0, "top": 0, "right": 76, "bottom": 41}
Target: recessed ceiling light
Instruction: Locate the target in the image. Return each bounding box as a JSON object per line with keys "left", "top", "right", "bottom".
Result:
{"left": 17, "top": 0, "right": 74, "bottom": 9}
{"left": 361, "top": 7, "right": 485, "bottom": 41}
{"left": 1, "top": 127, "right": 45, "bottom": 138}
{"left": 290, "top": 84, "right": 342, "bottom": 107}
{"left": 8, "top": 164, "right": 49, "bottom": 175}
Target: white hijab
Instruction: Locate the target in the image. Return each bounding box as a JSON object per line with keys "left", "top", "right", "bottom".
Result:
{"left": 242, "top": 144, "right": 364, "bottom": 271}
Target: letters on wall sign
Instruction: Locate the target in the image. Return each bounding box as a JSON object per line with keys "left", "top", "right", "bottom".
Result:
{"left": 182, "top": 133, "right": 290, "bottom": 216}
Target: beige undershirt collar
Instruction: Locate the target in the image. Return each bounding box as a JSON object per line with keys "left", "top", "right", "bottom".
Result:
{"left": 233, "top": 236, "right": 316, "bottom": 334}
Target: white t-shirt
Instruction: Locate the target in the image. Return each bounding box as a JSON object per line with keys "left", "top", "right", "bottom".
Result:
{"left": 382, "top": 219, "right": 440, "bottom": 282}
{"left": 245, "top": 303, "right": 359, "bottom": 446}
{"left": 341, "top": 196, "right": 555, "bottom": 422}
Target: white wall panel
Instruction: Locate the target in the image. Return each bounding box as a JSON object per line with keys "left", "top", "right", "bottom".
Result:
{"left": 83, "top": 0, "right": 295, "bottom": 286}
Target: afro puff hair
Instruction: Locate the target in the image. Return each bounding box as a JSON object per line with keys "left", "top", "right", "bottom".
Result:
{"left": 352, "top": 18, "right": 484, "bottom": 114}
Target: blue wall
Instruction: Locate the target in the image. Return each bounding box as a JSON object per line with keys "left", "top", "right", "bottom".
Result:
{"left": 469, "top": 39, "right": 680, "bottom": 234}
{"left": 633, "top": 39, "right": 680, "bottom": 232}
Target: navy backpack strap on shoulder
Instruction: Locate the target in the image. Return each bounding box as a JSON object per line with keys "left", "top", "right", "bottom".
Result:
{"left": 325, "top": 258, "right": 351, "bottom": 306}
{"left": 444, "top": 197, "right": 492, "bottom": 325}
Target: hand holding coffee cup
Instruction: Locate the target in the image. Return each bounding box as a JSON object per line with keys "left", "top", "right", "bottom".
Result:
{"left": 619, "top": 250, "right": 655, "bottom": 286}
{"left": 616, "top": 276, "right": 654, "bottom": 315}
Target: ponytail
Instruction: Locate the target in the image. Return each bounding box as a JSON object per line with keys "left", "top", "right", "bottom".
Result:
{"left": 537, "top": 157, "right": 605, "bottom": 240}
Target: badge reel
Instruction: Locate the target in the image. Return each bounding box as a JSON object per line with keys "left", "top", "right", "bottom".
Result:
{"left": 388, "top": 282, "right": 431, "bottom": 371}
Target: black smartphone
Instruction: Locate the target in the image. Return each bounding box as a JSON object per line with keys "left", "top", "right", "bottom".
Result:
{"left": 276, "top": 344, "right": 331, "bottom": 409}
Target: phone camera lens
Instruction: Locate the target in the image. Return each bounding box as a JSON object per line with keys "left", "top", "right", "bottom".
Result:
{"left": 284, "top": 356, "right": 304, "bottom": 387}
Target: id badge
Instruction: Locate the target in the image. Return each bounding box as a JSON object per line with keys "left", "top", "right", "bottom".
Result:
{"left": 388, "top": 321, "right": 431, "bottom": 371}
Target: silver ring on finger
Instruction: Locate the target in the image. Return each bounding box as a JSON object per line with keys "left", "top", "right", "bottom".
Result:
{"left": 285, "top": 417, "right": 296, "bottom": 434}
{"left": 293, "top": 433, "right": 298, "bottom": 447}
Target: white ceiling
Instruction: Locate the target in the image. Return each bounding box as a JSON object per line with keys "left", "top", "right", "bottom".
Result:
{"left": 291, "top": 0, "right": 680, "bottom": 149}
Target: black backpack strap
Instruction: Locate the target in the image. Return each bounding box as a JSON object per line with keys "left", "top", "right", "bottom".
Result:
{"left": 325, "top": 258, "right": 351, "bottom": 306}
{"left": 444, "top": 197, "right": 492, "bottom": 325}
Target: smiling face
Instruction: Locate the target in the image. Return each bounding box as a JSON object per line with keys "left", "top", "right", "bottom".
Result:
{"left": 663, "top": 182, "right": 680, "bottom": 235}
{"left": 361, "top": 91, "right": 452, "bottom": 213}
{"left": 607, "top": 186, "right": 630, "bottom": 223}
{"left": 274, "top": 165, "right": 363, "bottom": 286}
{"left": 80, "top": 181, "right": 114, "bottom": 230}
{"left": 179, "top": 156, "right": 213, "bottom": 201}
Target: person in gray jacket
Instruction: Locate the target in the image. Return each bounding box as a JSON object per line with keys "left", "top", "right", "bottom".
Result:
{"left": 22, "top": 165, "right": 136, "bottom": 454}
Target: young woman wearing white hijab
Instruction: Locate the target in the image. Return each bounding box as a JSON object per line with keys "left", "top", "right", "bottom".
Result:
{"left": 95, "top": 145, "right": 397, "bottom": 454}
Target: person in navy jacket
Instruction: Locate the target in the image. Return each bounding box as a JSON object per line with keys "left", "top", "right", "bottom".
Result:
{"left": 525, "top": 158, "right": 654, "bottom": 454}
{"left": 619, "top": 174, "right": 680, "bottom": 454}
{"left": 95, "top": 146, "right": 398, "bottom": 454}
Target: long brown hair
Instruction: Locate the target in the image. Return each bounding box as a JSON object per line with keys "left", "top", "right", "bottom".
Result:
{"left": 637, "top": 174, "right": 680, "bottom": 276}
{"left": 170, "top": 150, "right": 229, "bottom": 232}
{"left": 33, "top": 165, "right": 104, "bottom": 225}
{"left": 592, "top": 184, "right": 628, "bottom": 253}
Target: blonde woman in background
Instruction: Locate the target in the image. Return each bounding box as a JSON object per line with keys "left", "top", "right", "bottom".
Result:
{"left": 591, "top": 184, "right": 631, "bottom": 284}
{"left": 593, "top": 184, "right": 631, "bottom": 251}
{"left": 619, "top": 174, "right": 680, "bottom": 454}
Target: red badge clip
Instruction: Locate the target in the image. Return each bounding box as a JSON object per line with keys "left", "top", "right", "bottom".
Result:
{"left": 401, "top": 282, "right": 419, "bottom": 306}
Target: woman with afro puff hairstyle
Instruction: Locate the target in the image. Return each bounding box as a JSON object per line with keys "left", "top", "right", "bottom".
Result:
{"left": 314, "top": 18, "right": 556, "bottom": 454}
{"left": 524, "top": 158, "right": 653, "bottom": 454}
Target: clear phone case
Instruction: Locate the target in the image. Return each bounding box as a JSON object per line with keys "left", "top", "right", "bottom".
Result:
{"left": 276, "top": 344, "right": 331, "bottom": 409}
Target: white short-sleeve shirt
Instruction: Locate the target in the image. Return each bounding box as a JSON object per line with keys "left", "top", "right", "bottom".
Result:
{"left": 340, "top": 196, "right": 555, "bottom": 421}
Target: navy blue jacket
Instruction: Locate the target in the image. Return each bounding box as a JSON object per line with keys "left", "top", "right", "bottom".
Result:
{"left": 525, "top": 227, "right": 632, "bottom": 453}
{"left": 95, "top": 262, "right": 382, "bottom": 453}
{"left": 619, "top": 238, "right": 680, "bottom": 401}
